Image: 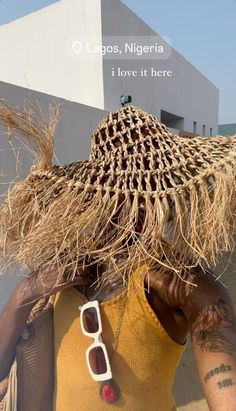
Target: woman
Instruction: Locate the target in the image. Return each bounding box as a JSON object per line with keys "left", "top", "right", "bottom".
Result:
{"left": 0, "top": 104, "right": 236, "bottom": 410}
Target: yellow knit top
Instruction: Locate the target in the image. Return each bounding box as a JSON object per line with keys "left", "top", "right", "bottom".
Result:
{"left": 53, "top": 266, "right": 186, "bottom": 411}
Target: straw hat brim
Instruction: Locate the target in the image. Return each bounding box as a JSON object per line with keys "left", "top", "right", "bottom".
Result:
{"left": 1, "top": 102, "right": 236, "bottom": 285}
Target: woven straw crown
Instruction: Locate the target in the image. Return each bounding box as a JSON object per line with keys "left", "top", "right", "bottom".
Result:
{"left": 1, "top": 103, "right": 236, "bottom": 284}
{"left": 55, "top": 105, "right": 236, "bottom": 198}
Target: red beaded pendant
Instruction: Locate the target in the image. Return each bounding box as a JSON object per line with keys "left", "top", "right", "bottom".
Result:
{"left": 100, "top": 379, "right": 120, "bottom": 403}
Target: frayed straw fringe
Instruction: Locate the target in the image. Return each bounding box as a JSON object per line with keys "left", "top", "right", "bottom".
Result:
{"left": 0, "top": 102, "right": 236, "bottom": 287}
{"left": 0, "top": 100, "right": 59, "bottom": 172}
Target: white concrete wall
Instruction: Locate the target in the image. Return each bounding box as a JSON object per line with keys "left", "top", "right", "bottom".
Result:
{"left": 0, "top": 0, "right": 104, "bottom": 109}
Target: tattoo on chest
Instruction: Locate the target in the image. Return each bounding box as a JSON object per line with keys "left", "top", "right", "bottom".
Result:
{"left": 192, "top": 298, "right": 236, "bottom": 355}
{"left": 204, "top": 363, "right": 232, "bottom": 383}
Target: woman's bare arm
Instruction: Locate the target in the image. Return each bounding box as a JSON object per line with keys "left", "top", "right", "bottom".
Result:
{"left": 183, "top": 269, "right": 236, "bottom": 411}
{"left": 145, "top": 265, "right": 236, "bottom": 410}
{"left": 0, "top": 279, "right": 36, "bottom": 381}
{"left": 0, "top": 267, "right": 91, "bottom": 381}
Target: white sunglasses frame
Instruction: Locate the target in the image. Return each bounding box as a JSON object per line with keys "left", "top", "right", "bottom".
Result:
{"left": 79, "top": 300, "right": 112, "bottom": 381}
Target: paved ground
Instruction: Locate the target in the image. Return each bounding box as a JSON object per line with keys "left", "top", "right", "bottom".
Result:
{"left": 178, "top": 400, "right": 209, "bottom": 411}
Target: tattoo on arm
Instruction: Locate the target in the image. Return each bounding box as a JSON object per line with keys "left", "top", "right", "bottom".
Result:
{"left": 191, "top": 299, "right": 236, "bottom": 355}
{"left": 204, "top": 363, "right": 232, "bottom": 383}
{"left": 217, "top": 378, "right": 234, "bottom": 389}
{"left": 203, "top": 363, "right": 235, "bottom": 390}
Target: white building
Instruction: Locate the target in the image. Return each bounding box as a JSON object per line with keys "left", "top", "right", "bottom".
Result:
{"left": 0, "top": 0, "right": 219, "bottom": 136}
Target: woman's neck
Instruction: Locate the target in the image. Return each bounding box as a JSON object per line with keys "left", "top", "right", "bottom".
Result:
{"left": 76, "top": 269, "right": 126, "bottom": 302}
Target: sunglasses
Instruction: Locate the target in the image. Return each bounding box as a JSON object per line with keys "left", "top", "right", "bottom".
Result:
{"left": 79, "top": 300, "right": 112, "bottom": 382}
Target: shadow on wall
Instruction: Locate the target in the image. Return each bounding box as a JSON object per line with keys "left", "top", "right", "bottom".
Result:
{"left": 0, "top": 273, "right": 23, "bottom": 311}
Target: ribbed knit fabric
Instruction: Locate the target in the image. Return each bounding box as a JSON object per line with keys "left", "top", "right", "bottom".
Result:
{"left": 53, "top": 266, "right": 186, "bottom": 411}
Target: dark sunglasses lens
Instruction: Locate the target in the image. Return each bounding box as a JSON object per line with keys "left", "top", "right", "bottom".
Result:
{"left": 89, "top": 346, "right": 107, "bottom": 374}
{"left": 82, "top": 307, "right": 99, "bottom": 333}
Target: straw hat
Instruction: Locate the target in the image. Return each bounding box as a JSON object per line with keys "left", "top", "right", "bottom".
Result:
{"left": 0, "top": 103, "right": 236, "bottom": 284}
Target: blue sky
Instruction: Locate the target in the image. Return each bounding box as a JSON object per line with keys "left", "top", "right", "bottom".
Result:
{"left": 0, "top": 0, "right": 235, "bottom": 123}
